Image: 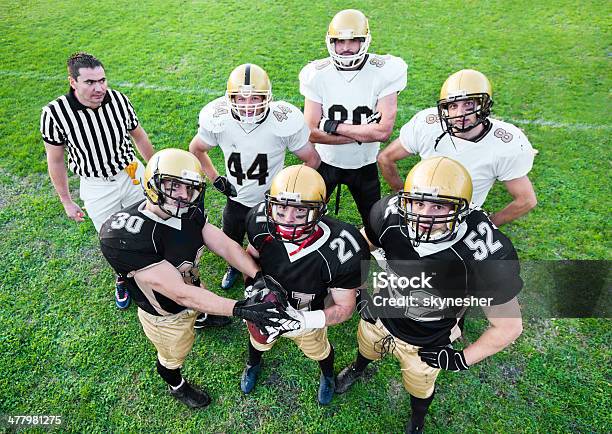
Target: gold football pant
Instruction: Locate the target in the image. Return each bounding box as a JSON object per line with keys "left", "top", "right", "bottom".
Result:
{"left": 137, "top": 307, "right": 198, "bottom": 370}
{"left": 357, "top": 319, "right": 440, "bottom": 398}
{"left": 250, "top": 327, "right": 331, "bottom": 361}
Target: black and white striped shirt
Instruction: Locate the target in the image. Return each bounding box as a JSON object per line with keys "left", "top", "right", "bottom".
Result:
{"left": 40, "top": 88, "right": 140, "bottom": 178}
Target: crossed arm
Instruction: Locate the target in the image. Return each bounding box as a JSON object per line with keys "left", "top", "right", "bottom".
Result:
{"left": 303, "top": 93, "right": 398, "bottom": 145}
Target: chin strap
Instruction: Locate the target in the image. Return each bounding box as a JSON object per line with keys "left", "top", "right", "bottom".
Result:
{"left": 288, "top": 226, "right": 324, "bottom": 256}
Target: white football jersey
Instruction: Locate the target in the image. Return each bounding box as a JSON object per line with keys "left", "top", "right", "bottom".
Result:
{"left": 299, "top": 53, "right": 407, "bottom": 169}
{"left": 399, "top": 107, "right": 534, "bottom": 207}
{"left": 197, "top": 97, "right": 310, "bottom": 207}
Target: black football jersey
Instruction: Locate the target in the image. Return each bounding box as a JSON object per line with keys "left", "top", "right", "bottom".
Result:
{"left": 365, "top": 194, "right": 522, "bottom": 347}
{"left": 99, "top": 201, "right": 208, "bottom": 316}
{"left": 246, "top": 202, "right": 370, "bottom": 311}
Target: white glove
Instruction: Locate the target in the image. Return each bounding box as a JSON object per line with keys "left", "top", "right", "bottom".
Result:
{"left": 263, "top": 306, "right": 326, "bottom": 342}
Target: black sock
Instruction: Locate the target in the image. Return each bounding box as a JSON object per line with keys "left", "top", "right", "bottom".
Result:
{"left": 318, "top": 346, "right": 335, "bottom": 378}
{"left": 410, "top": 389, "right": 435, "bottom": 430}
{"left": 248, "top": 341, "right": 264, "bottom": 366}
{"left": 353, "top": 351, "right": 373, "bottom": 372}
{"left": 156, "top": 358, "right": 182, "bottom": 388}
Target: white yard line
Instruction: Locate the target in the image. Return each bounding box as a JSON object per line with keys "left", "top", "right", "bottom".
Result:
{"left": 3, "top": 69, "right": 608, "bottom": 131}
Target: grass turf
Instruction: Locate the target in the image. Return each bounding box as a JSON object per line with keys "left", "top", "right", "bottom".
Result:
{"left": 0, "top": 0, "right": 610, "bottom": 432}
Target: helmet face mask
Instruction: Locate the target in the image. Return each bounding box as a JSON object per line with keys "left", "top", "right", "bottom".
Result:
{"left": 226, "top": 64, "right": 272, "bottom": 124}
{"left": 399, "top": 157, "right": 473, "bottom": 246}
{"left": 143, "top": 149, "right": 206, "bottom": 219}
{"left": 326, "top": 9, "right": 371, "bottom": 69}
{"left": 437, "top": 69, "right": 493, "bottom": 137}
{"left": 398, "top": 193, "right": 469, "bottom": 245}
{"left": 154, "top": 174, "right": 205, "bottom": 218}
{"left": 265, "top": 194, "right": 327, "bottom": 243}
{"left": 264, "top": 165, "right": 327, "bottom": 243}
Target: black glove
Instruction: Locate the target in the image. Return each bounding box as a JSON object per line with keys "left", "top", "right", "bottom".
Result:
{"left": 356, "top": 290, "right": 377, "bottom": 324}
{"left": 213, "top": 176, "right": 238, "bottom": 197}
{"left": 365, "top": 111, "right": 382, "bottom": 124}
{"left": 233, "top": 299, "right": 292, "bottom": 328}
{"left": 319, "top": 118, "right": 342, "bottom": 135}
{"left": 418, "top": 346, "right": 469, "bottom": 371}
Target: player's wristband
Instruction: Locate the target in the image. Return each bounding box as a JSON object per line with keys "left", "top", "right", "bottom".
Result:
{"left": 302, "top": 310, "right": 326, "bottom": 328}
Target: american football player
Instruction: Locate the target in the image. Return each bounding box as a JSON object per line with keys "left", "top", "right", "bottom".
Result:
{"left": 378, "top": 69, "right": 537, "bottom": 226}
{"left": 240, "top": 165, "right": 370, "bottom": 405}
{"left": 335, "top": 157, "right": 523, "bottom": 433}
{"left": 189, "top": 63, "right": 320, "bottom": 300}
{"left": 99, "top": 149, "right": 293, "bottom": 409}
{"left": 299, "top": 9, "right": 407, "bottom": 228}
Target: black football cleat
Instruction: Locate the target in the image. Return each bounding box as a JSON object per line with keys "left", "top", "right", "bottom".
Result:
{"left": 406, "top": 421, "right": 424, "bottom": 434}
{"left": 317, "top": 374, "right": 335, "bottom": 405}
{"left": 335, "top": 364, "right": 364, "bottom": 394}
{"left": 194, "top": 313, "right": 231, "bottom": 329}
{"left": 169, "top": 381, "right": 211, "bottom": 409}
{"left": 240, "top": 363, "right": 261, "bottom": 394}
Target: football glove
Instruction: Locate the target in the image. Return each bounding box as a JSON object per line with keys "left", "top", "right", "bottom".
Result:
{"left": 418, "top": 346, "right": 469, "bottom": 372}
{"left": 233, "top": 299, "right": 292, "bottom": 329}
{"left": 365, "top": 111, "right": 382, "bottom": 124}
{"left": 244, "top": 271, "right": 266, "bottom": 299}
{"left": 213, "top": 176, "right": 238, "bottom": 197}
{"left": 319, "top": 118, "right": 342, "bottom": 135}
{"left": 356, "top": 289, "right": 377, "bottom": 324}
{"left": 263, "top": 306, "right": 326, "bottom": 342}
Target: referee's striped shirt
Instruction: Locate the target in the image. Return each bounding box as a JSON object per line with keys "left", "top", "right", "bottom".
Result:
{"left": 40, "top": 88, "right": 139, "bottom": 178}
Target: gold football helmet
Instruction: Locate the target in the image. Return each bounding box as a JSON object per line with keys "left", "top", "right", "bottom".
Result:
{"left": 265, "top": 165, "right": 327, "bottom": 242}
{"left": 326, "top": 9, "right": 371, "bottom": 69}
{"left": 398, "top": 157, "right": 472, "bottom": 244}
{"left": 437, "top": 69, "right": 493, "bottom": 135}
{"left": 226, "top": 63, "right": 272, "bottom": 124}
{"left": 143, "top": 148, "right": 206, "bottom": 218}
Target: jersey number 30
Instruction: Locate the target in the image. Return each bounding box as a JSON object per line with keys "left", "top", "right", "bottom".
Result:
{"left": 227, "top": 153, "right": 269, "bottom": 186}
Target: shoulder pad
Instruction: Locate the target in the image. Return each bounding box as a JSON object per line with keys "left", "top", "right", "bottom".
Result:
{"left": 488, "top": 118, "right": 533, "bottom": 151}
{"left": 267, "top": 101, "right": 306, "bottom": 137}
{"left": 415, "top": 107, "right": 442, "bottom": 126}
{"left": 367, "top": 54, "right": 407, "bottom": 75}
{"left": 299, "top": 58, "right": 330, "bottom": 82}
{"left": 199, "top": 97, "right": 231, "bottom": 134}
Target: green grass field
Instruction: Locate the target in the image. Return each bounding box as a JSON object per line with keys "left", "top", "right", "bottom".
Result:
{"left": 1, "top": 0, "right": 610, "bottom": 432}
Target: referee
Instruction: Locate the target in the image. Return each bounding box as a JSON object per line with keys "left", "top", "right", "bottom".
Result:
{"left": 40, "top": 52, "right": 154, "bottom": 310}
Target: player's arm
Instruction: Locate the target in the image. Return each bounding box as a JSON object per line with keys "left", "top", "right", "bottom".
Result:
{"left": 359, "top": 227, "right": 377, "bottom": 252}
{"left": 134, "top": 261, "right": 238, "bottom": 316}
{"left": 292, "top": 141, "right": 321, "bottom": 169}
{"left": 418, "top": 297, "right": 522, "bottom": 371}
{"left": 189, "top": 135, "right": 220, "bottom": 182}
{"left": 335, "top": 92, "right": 398, "bottom": 143}
{"left": 303, "top": 98, "right": 354, "bottom": 145}
{"left": 202, "top": 222, "right": 259, "bottom": 279}
{"left": 45, "top": 142, "right": 85, "bottom": 222}
{"left": 246, "top": 243, "right": 260, "bottom": 259}
{"left": 189, "top": 135, "right": 236, "bottom": 197}
{"left": 462, "top": 297, "right": 523, "bottom": 365}
{"left": 377, "top": 137, "right": 413, "bottom": 192}
{"left": 324, "top": 287, "right": 357, "bottom": 326}
{"left": 129, "top": 125, "right": 154, "bottom": 162}
{"left": 489, "top": 176, "right": 537, "bottom": 226}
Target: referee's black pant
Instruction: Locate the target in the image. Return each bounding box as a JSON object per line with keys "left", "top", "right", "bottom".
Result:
{"left": 317, "top": 161, "right": 381, "bottom": 228}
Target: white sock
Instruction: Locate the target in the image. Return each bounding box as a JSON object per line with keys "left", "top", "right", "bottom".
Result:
{"left": 170, "top": 378, "right": 185, "bottom": 391}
